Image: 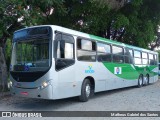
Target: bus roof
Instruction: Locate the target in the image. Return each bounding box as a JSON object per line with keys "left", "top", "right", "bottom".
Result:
{"left": 51, "top": 25, "right": 157, "bottom": 55}
{"left": 15, "top": 25, "right": 158, "bottom": 55}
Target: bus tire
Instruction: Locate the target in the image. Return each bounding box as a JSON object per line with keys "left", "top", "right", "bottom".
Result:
{"left": 79, "top": 79, "right": 91, "bottom": 102}
{"left": 138, "top": 75, "right": 143, "bottom": 88}
{"left": 144, "top": 75, "right": 149, "bottom": 86}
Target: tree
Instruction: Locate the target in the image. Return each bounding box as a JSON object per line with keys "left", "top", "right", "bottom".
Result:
{"left": 47, "top": 0, "right": 130, "bottom": 44}
{"left": 0, "top": 0, "right": 23, "bottom": 91}
{"left": 113, "top": 0, "right": 160, "bottom": 49}
{"left": 47, "top": 0, "right": 111, "bottom": 36}
{"left": 0, "top": 0, "right": 65, "bottom": 91}
{"left": 59, "top": 0, "right": 160, "bottom": 58}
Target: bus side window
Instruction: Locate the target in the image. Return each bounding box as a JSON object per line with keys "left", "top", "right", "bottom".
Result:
{"left": 55, "top": 33, "right": 75, "bottom": 71}
{"left": 77, "top": 38, "right": 96, "bottom": 61}
{"left": 134, "top": 50, "right": 141, "bottom": 65}
{"left": 129, "top": 49, "right": 134, "bottom": 64}
{"left": 97, "top": 42, "right": 111, "bottom": 62}
{"left": 149, "top": 54, "right": 154, "bottom": 65}
{"left": 124, "top": 48, "right": 133, "bottom": 64}
{"left": 142, "top": 52, "right": 148, "bottom": 65}
{"left": 57, "top": 41, "right": 74, "bottom": 59}
{"left": 154, "top": 54, "right": 158, "bottom": 65}
{"left": 112, "top": 46, "right": 124, "bottom": 63}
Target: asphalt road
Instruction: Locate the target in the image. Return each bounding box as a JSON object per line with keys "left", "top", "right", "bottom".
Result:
{"left": 0, "top": 80, "right": 160, "bottom": 120}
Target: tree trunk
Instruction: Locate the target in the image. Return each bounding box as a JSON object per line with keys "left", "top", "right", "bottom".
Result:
{"left": 0, "top": 47, "right": 8, "bottom": 91}
{"left": 106, "top": 25, "right": 111, "bottom": 39}
{"left": 112, "top": 30, "right": 118, "bottom": 40}
{"left": 118, "top": 29, "right": 125, "bottom": 42}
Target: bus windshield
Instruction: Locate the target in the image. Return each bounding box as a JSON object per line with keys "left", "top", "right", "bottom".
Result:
{"left": 10, "top": 39, "right": 50, "bottom": 72}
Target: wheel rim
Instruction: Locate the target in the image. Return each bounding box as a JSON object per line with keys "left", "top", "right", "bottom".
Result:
{"left": 85, "top": 84, "right": 91, "bottom": 98}
{"left": 144, "top": 77, "right": 147, "bottom": 85}
{"left": 139, "top": 77, "right": 143, "bottom": 85}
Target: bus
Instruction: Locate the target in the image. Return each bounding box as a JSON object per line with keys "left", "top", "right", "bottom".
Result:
{"left": 10, "top": 25, "right": 158, "bottom": 102}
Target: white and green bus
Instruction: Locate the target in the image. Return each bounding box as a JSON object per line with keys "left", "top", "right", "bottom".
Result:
{"left": 10, "top": 25, "right": 158, "bottom": 102}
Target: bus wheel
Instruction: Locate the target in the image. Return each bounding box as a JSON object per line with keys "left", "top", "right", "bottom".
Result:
{"left": 138, "top": 75, "right": 143, "bottom": 88}
{"left": 79, "top": 79, "right": 91, "bottom": 102}
{"left": 144, "top": 75, "right": 149, "bottom": 86}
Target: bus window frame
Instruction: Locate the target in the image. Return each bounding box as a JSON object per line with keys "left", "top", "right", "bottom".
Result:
{"left": 142, "top": 52, "right": 148, "bottom": 65}
{"left": 148, "top": 53, "right": 154, "bottom": 65}
{"left": 133, "top": 50, "right": 142, "bottom": 65}
{"left": 54, "top": 32, "right": 75, "bottom": 71}
{"left": 128, "top": 48, "right": 134, "bottom": 64}
{"left": 148, "top": 53, "right": 157, "bottom": 65}
{"left": 77, "top": 37, "right": 96, "bottom": 62}
{"left": 112, "top": 45, "right": 124, "bottom": 63}
{"left": 123, "top": 47, "right": 133, "bottom": 64}
{"left": 154, "top": 54, "right": 158, "bottom": 65}
{"left": 96, "top": 41, "right": 112, "bottom": 62}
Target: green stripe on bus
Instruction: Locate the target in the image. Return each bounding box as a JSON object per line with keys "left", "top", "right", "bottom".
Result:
{"left": 102, "top": 62, "right": 157, "bottom": 80}
{"left": 89, "top": 34, "right": 157, "bottom": 54}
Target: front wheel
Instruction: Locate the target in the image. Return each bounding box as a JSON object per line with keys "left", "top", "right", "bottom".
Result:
{"left": 79, "top": 79, "right": 91, "bottom": 102}
{"left": 138, "top": 75, "right": 143, "bottom": 88}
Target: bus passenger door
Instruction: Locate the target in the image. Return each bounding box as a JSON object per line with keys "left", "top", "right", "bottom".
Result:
{"left": 54, "top": 33, "right": 76, "bottom": 98}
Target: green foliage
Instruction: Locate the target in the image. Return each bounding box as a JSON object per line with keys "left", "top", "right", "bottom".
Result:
{"left": 112, "top": 14, "right": 129, "bottom": 29}
{"left": 47, "top": 0, "right": 159, "bottom": 50}
{"left": 120, "top": 0, "right": 160, "bottom": 49}
{"left": 0, "top": 0, "right": 158, "bottom": 51}
{"left": 0, "top": 0, "right": 66, "bottom": 37}
{"left": 48, "top": 0, "right": 111, "bottom": 35}
{"left": 131, "top": 0, "right": 143, "bottom": 7}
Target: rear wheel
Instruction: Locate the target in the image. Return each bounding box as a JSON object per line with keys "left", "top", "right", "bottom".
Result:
{"left": 144, "top": 75, "right": 149, "bottom": 86}
{"left": 79, "top": 79, "right": 91, "bottom": 102}
{"left": 138, "top": 75, "right": 143, "bottom": 88}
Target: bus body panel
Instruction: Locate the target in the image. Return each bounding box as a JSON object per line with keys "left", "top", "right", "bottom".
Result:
{"left": 75, "top": 62, "right": 138, "bottom": 92}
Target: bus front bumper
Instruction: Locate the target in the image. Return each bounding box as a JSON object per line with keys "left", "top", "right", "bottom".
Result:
{"left": 11, "top": 85, "right": 53, "bottom": 99}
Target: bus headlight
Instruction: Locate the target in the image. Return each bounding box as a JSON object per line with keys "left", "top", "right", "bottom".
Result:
{"left": 40, "top": 81, "right": 51, "bottom": 89}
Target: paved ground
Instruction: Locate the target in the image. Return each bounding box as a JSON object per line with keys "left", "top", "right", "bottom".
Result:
{"left": 0, "top": 80, "right": 160, "bottom": 120}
